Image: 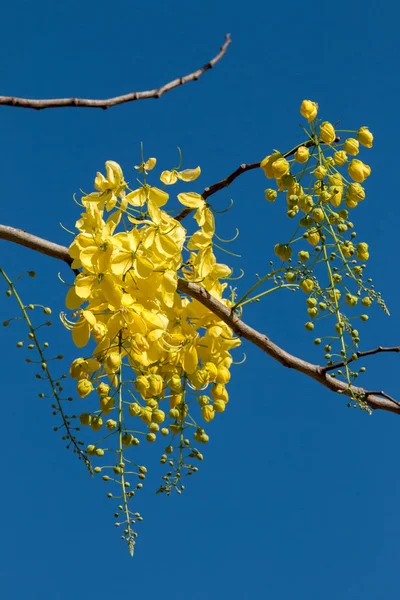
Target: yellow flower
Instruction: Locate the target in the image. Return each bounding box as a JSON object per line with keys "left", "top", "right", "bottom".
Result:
{"left": 300, "top": 99, "right": 318, "bottom": 122}
{"left": 135, "top": 157, "right": 157, "bottom": 173}
{"left": 260, "top": 152, "right": 281, "bottom": 178}
{"left": 346, "top": 183, "right": 365, "bottom": 202}
{"left": 320, "top": 122, "right": 336, "bottom": 144}
{"left": 294, "top": 146, "right": 310, "bottom": 163}
{"left": 344, "top": 138, "right": 359, "bottom": 156}
{"left": 77, "top": 379, "right": 94, "bottom": 398}
{"left": 348, "top": 159, "right": 371, "bottom": 183}
{"left": 160, "top": 166, "right": 201, "bottom": 185}
{"left": 272, "top": 157, "right": 290, "bottom": 179}
{"left": 357, "top": 127, "right": 373, "bottom": 148}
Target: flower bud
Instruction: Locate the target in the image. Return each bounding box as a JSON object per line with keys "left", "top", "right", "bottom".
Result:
{"left": 299, "top": 195, "right": 314, "bottom": 213}
{"left": 198, "top": 395, "right": 210, "bottom": 407}
{"left": 285, "top": 271, "right": 297, "bottom": 283}
{"left": 361, "top": 297, "right": 372, "bottom": 307}
{"left": 90, "top": 416, "right": 103, "bottom": 432}
{"left": 357, "top": 126, "right": 373, "bottom": 148}
{"left": 319, "top": 121, "right": 336, "bottom": 144}
{"left": 129, "top": 402, "right": 142, "bottom": 417}
{"left": 313, "top": 166, "right": 327, "bottom": 180}
{"left": 356, "top": 242, "right": 369, "bottom": 261}
{"left": 140, "top": 407, "right": 153, "bottom": 425}
{"left": 79, "top": 413, "right": 91, "bottom": 426}
{"left": 201, "top": 405, "right": 215, "bottom": 423}
{"left": 298, "top": 250, "right": 310, "bottom": 262}
{"left": 211, "top": 383, "right": 229, "bottom": 403}
{"left": 100, "top": 395, "right": 115, "bottom": 415}
{"left": 152, "top": 409, "right": 165, "bottom": 424}
{"left": 274, "top": 243, "right": 292, "bottom": 261}
{"left": 300, "top": 279, "right": 314, "bottom": 294}
{"left": 170, "top": 394, "right": 183, "bottom": 409}
{"left": 333, "top": 151, "right": 348, "bottom": 166}
{"left": 97, "top": 382, "right": 110, "bottom": 396}
{"left": 105, "top": 351, "right": 121, "bottom": 372}
{"left": 346, "top": 294, "right": 358, "bottom": 307}
{"left": 203, "top": 362, "right": 218, "bottom": 382}
{"left": 260, "top": 152, "right": 281, "bottom": 178}
{"left": 346, "top": 183, "right": 365, "bottom": 202}
{"left": 77, "top": 379, "right": 93, "bottom": 398}
{"left": 106, "top": 419, "right": 117, "bottom": 430}
{"left": 348, "top": 159, "right": 371, "bottom": 183}
{"left": 272, "top": 158, "right": 290, "bottom": 179}
{"left": 306, "top": 228, "right": 320, "bottom": 246}
{"left": 312, "top": 208, "right": 324, "bottom": 223}
{"left": 213, "top": 400, "right": 226, "bottom": 413}
{"left": 216, "top": 366, "right": 231, "bottom": 384}
{"left": 300, "top": 99, "right": 318, "bottom": 122}
{"left": 294, "top": 146, "right": 310, "bottom": 163}
{"left": 344, "top": 138, "right": 359, "bottom": 155}
{"left": 265, "top": 188, "right": 278, "bottom": 202}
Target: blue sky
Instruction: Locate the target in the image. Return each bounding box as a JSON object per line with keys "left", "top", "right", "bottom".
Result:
{"left": 1, "top": 0, "right": 400, "bottom": 598}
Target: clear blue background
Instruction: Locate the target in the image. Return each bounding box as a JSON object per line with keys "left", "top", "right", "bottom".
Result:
{"left": 1, "top": 1, "right": 399, "bottom": 598}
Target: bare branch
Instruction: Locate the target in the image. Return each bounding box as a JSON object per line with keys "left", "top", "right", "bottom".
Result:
{"left": 175, "top": 136, "right": 341, "bottom": 222}
{"left": 1, "top": 223, "right": 398, "bottom": 415}
{"left": 0, "top": 35, "right": 231, "bottom": 110}
{"left": 323, "top": 346, "right": 400, "bottom": 373}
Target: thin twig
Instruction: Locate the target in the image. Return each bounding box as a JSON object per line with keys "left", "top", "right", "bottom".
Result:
{"left": 175, "top": 136, "right": 341, "bottom": 222}
{"left": 0, "top": 35, "right": 231, "bottom": 110}
{"left": 323, "top": 346, "right": 400, "bottom": 373}
{"left": 1, "top": 223, "right": 399, "bottom": 415}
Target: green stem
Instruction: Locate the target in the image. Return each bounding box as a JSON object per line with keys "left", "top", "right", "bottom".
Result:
{"left": 0, "top": 267, "right": 92, "bottom": 473}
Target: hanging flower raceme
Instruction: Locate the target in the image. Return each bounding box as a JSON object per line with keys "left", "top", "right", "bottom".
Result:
{"left": 258, "top": 99, "right": 387, "bottom": 417}
{"left": 62, "top": 154, "right": 241, "bottom": 555}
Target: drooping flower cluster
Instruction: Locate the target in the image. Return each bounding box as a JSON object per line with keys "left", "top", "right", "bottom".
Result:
{"left": 62, "top": 156, "right": 241, "bottom": 554}
{"left": 258, "top": 100, "right": 387, "bottom": 410}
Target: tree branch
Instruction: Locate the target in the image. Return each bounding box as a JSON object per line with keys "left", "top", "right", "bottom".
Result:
{"left": 175, "top": 136, "right": 342, "bottom": 222}
{"left": 323, "top": 346, "right": 400, "bottom": 372}
{"left": 0, "top": 35, "right": 231, "bottom": 110}
{"left": 1, "top": 223, "right": 398, "bottom": 415}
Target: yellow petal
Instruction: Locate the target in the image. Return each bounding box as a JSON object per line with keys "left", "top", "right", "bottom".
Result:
{"left": 177, "top": 166, "right": 201, "bottom": 182}
{"left": 147, "top": 199, "right": 161, "bottom": 224}
{"left": 183, "top": 344, "right": 198, "bottom": 374}
{"left": 110, "top": 252, "right": 133, "bottom": 276}
{"left": 74, "top": 275, "right": 97, "bottom": 299}
{"left": 82, "top": 310, "right": 97, "bottom": 326}
{"left": 126, "top": 187, "right": 148, "bottom": 207}
{"left": 144, "top": 158, "right": 156, "bottom": 171}
{"left": 99, "top": 275, "right": 123, "bottom": 308}
{"left": 177, "top": 192, "right": 205, "bottom": 209}
{"left": 160, "top": 170, "right": 178, "bottom": 185}
{"left": 149, "top": 186, "right": 169, "bottom": 207}
{"left": 72, "top": 320, "right": 91, "bottom": 348}
{"left": 134, "top": 255, "right": 154, "bottom": 279}
{"left": 66, "top": 285, "right": 83, "bottom": 309}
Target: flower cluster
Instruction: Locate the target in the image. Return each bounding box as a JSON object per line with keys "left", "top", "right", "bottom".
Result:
{"left": 259, "top": 100, "right": 387, "bottom": 410}
{"left": 62, "top": 155, "right": 240, "bottom": 554}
